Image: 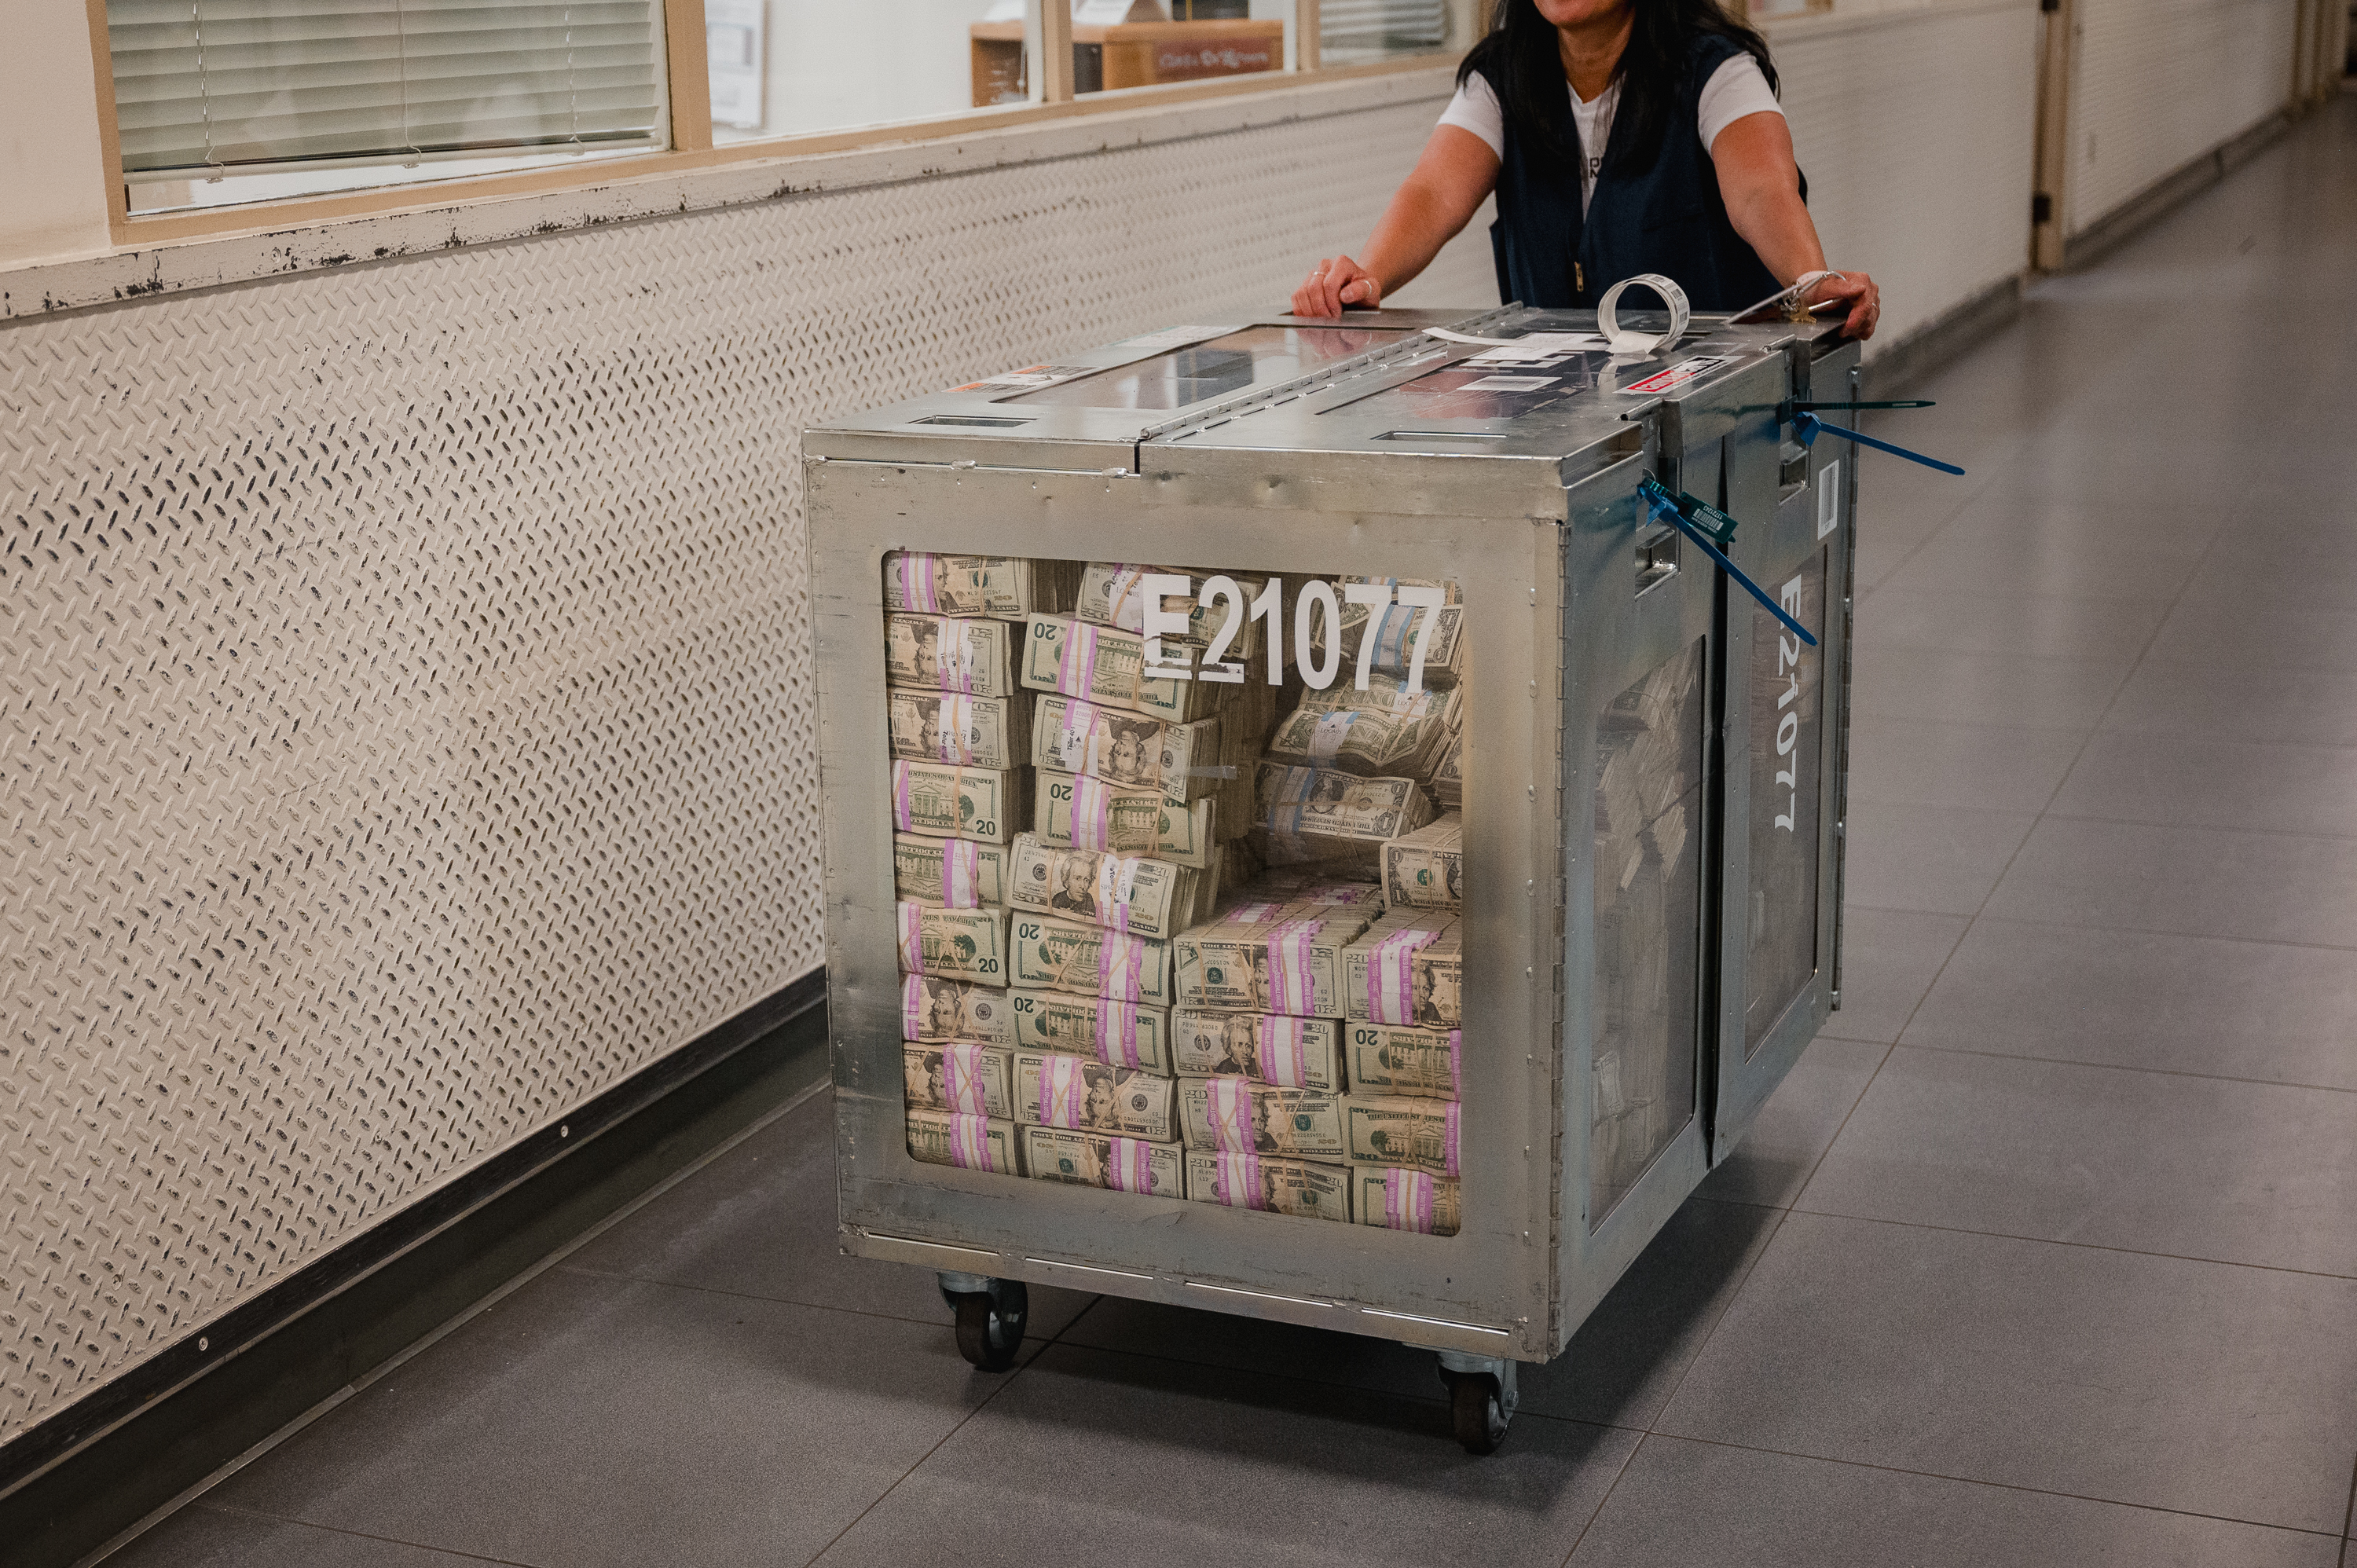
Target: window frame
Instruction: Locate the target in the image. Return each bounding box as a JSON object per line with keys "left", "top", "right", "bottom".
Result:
{"left": 80, "top": 0, "right": 1468, "bottom": 247}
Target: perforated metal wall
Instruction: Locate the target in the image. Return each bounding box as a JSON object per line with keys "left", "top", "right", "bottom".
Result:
{"left": 0, "top": 93, "right": 1492, "bottom": 1442}
{"left": 2065, "top": 0, "right": 2298, "bottom": 234}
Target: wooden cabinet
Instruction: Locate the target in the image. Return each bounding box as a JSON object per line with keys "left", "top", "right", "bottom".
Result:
{"left": 972, "top": 18, "right": 1285, "bottom": 106}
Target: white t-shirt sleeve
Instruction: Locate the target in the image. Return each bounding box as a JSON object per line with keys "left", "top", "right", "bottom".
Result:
{"left": 1440, "top": 55, "right": 1779, "bottom": 162}
{"left": 1697, "top": 53, "right": 1783, "bottom": 152}
{"left": 1436, "top": 74, "right": 1505, "bottom": 160}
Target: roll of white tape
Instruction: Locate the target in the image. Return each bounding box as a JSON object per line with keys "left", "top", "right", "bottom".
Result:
{"left": 1596, "top": 273, "right": 1691, "bottom": 357}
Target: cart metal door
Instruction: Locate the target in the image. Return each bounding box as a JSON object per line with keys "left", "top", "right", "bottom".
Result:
{"left": 1553, "top": 448, "right": 1721, "bottom": 1340}
{"left": 1710, "top": 340, "right": 1859, "bottom": 1151}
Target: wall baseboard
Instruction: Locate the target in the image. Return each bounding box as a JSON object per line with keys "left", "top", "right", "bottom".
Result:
{"left": 1864, "top": 272, "right": 2025, "bottom": 398}
{"left": 2058, "top": 109, "right": 2296, "bottom": 273}
{"left": 0, "top": 972, "right": 830, "bottom": 1568}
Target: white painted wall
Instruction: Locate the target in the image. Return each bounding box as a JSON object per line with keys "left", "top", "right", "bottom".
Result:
{"left": 1770, "top": 0, "right": 2041, "bottom": 354}
{"left": 2065, "top": 0, "right": 2300, "bottom": 233}
{"left": 0, "top": 0, "right": 114, "bottom": 268}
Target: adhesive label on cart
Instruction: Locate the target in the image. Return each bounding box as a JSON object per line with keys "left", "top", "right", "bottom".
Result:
{"left": 1816, "top": 458, "right": 1842, "bottom": 539}
{"left": 1457, "top": 374, "right": 1556, "bottom": 392}
{"left": 955, "top": 365, "right": 1094, "bottom": 391}
{"left": 1615, "top": 355, "right": 1735, "bottom": 396}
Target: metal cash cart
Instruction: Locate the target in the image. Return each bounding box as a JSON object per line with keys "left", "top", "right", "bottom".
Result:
{"left": 805, "top": 303, "right": 1866, "bottom": 1453}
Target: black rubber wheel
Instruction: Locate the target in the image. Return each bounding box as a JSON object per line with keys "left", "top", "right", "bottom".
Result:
{"left": 1448, "top": 1373, "right": 1508, "bottom": 1455}
{"left": 950, "top": 1284, "right": 1027, "bottom": 1372}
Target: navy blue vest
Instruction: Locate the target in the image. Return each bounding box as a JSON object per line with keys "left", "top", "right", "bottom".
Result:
{"left": 1483, "top": 35, "right": 1797, "bottom": 310}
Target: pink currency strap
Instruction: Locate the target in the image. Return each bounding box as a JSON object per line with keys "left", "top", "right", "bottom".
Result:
{"left": 942, "top": 839, "right": 981, "bottom": 908}
{"left": 1365, "top": 925, "right": 1442, "bottom": 1026}
{"left": 1056, "top": 620, "right": 1101, "bottom": 700}
{"left": 941, "top": 1042, "right": 989, "bottom": 1116}
{"left": 1446, "top": 1028, "right": 1464, "bottom": 1097}
{"left": 896, "top": 903, "right": 926, "bottom": 974}
{"left": 1204, "top": 1076, "right": 1254, "bottom": 1153}
{"left": 1258, "top": 1016, "right": 1310, "bottom": 1089}
{"left": 901, "top": 975, "right": 925, "bottom": 1038}
{"left": 1102, "top": 931, "right": 1146, "bottom": 1002}
{"left": 897, "top": 554, "right": 940, "bottom": 614}
{"left": 1386, "top": 1168, "right": 1435, "bottom": 1233}
{"left": 1094, "top": 1000, "right": 1142, "bottom": 1069}
{"left": 1036, "top": 1054, "right": 1087, "bottom": 1128}
{"left": 1213, "top": 1149, "right": 1266, "bottom": 1209}
{"left": 1105, "top": 1136, "right": 1157, "bottom": 1194}
{"left": 1263, "top": 918, "right": 1321, "bottom": 1016}
{"left": 1442, "top": 1101, "right": 1461, "bottom": 1178}
{"left": 948, "top": 1114, "right": 996, "bottom": 1172}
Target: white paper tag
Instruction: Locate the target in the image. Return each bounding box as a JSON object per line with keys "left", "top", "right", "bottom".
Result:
{"left": 1816, "top": 458, "right": 1842, "bottom": 539}
{"left": 1462, "top": 332, "right": 1611, "bottom": 363}
{"left": 1458, "top": 374, "right": 1556, "bottom": 392}
{"left": 1115, "top": 324, "right": 1234, "bottom": 352}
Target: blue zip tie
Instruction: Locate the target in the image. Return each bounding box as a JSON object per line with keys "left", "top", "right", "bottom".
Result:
{"left": 1639, "top": 480, "right": 1819, "bottom": 647}
{"left": 1793, "top": 410, "right": 1965, "bottom": 475}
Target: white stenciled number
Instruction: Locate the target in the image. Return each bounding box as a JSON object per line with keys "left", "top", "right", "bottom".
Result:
{"left": 1140, "top": 573, "right": 1193, "bottom": 679}
{"left": 1293, "top": 581, "right": 1342, "bottom": 691}
{"left": 1395, "top": 584, "right": 1446, "bottom": 696}
{"left": 1773, "top": 573, "right": 1805, "bottom": 832}
{"left": 1343, "top": 582, "right": 1392, "bottom": 691}
{"left": 1197, "top": 574, "right": 1248, "bottom": 683}
{"left": 1248, "top": 577, "right": 1285, "bottom": 687}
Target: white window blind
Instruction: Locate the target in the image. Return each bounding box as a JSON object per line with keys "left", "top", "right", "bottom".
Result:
{"left": 1319, "top": 0, "right": 1446, "bottom": 52}
{"left": 107, "top": 0, "right": 665, "bottom": 178}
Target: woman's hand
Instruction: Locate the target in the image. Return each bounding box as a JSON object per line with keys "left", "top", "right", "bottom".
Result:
{"left": 1806, "top": 270, "right": 1881, "bottom": 340}
{"left": 1292, "top": 255, "right": 1382, "bottom": 318}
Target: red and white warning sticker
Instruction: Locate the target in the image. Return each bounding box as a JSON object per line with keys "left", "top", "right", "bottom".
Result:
{"left": 1614, "top": 355, "right": 1735, "bottom": 396}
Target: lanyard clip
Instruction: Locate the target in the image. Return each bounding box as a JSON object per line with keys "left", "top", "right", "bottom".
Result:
{"left": 1637, "top": 477, "right": 1817, "bottom": 647}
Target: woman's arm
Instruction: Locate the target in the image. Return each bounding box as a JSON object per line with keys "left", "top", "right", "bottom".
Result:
{"left": 1710, "top": 112, "right": 1881, "bottom": 339}
{"left": 1292, "top": 126, "right": 1501, "bottom": 317}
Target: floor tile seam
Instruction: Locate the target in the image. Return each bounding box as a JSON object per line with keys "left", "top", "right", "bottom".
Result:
{"left": 72, "top": 1070, "right": 839, "bottom": 1568}
{"left": 1618, "top": 1201, "right": 1809, "bottom": 1442}
{"left": 1848, "top": 713, "right": 2097, "bottom": 742}
{"left": 2034, "top": 807, "right": 2357, "bottom": 844}
{"left": 1846, "top": 707, "right": 2110, "bottom": 735}
{"left": 1635, "top": 1431, "right": 2354, "bottom": 1541}
{"left": 2341, "top": 1443, "right": 2357, "bottom": 1552}
{"left": 1959, "top": 911, "right": 2357, "bottom": 957}
{"left": 1776, "top": 1204, "right": 2357, "bottom": 1284}
{"left": 1555, "top": 1428, "right": 1656, "bottom": 1566}
{"left": 797, "top": 1340, "right": 1035, "bottom": 1568}
{"left": 181, "top": 1500, "right": 548, "bottom": 1566}
{"left": 1850, "top": 639, "right": 2148, "bottom": 672}
{"left": 1921, "top": 908, "right": 2357, "bottom": 955}
{"left": 1886, "top": 1038, "right": 2357, "bottom": 1100}
{"left": 1851, "top": 450, "right": 2005, "bottom": 595}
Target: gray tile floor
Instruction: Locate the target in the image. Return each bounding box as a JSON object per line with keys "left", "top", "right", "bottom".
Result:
{"left": 112, "top": 100, "right": 2357, "bottom": 1568}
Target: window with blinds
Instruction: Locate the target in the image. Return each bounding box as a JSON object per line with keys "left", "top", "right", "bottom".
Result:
{"left": 107, "top": 0, "right": 667, "bottom": 178}
{"left": 1319, "top": 0, "right": 1449, "bottom": 59}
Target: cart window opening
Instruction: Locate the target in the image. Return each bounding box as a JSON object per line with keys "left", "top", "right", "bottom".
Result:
{"left": 1005, "top": 326, "right": 1408, "bottom": 409}
{"left": 1589, "top": 637, "right": 1704, "bottom": 1232}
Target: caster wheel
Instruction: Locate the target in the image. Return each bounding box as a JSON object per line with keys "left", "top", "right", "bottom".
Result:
{"left": 950, "top": 1281, "right": 1028, "bottom": 1372}
{"left": 1446, "top": 1372, "right": 1509, "bottom": 1455}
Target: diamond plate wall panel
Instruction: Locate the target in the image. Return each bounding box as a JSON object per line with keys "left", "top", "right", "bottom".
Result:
{"left": 2065, "top": 0, "right": 2298, "bottom": 235}
{"left": 0, "top": 96, "right": 1494, "bottom": 1442}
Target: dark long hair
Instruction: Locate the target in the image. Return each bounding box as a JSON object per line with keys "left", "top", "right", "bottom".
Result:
{"left": 1458, "top": 0, "right": 1776, "bottom": 170}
